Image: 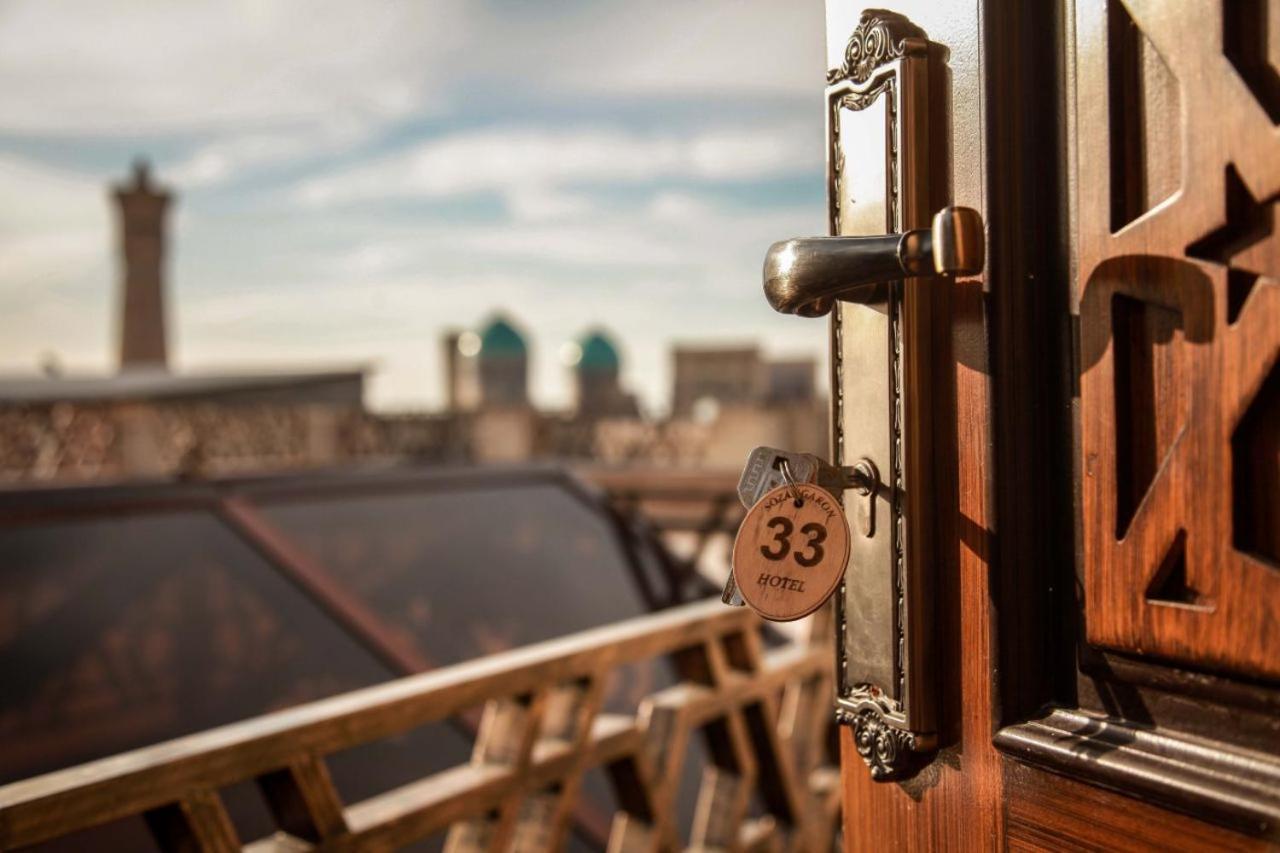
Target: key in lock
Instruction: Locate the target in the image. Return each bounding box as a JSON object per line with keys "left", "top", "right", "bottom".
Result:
{"left": 723, "top": 446, "right": 874, "bottom": 607}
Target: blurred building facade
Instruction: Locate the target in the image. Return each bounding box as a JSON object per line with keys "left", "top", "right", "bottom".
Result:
{"left": 672, "top": 345, "right": 765, "bottom": 416}
{"left": 442, "top": 315, "right": 535, "bottom": 411}
{"left": 573, "top": 330, "right": 640, "bottom": 419}
{"left": 434, "top": 320, "right": 826, "bottom": 468}
{"left": 0, "top": 369, "right": 465, "bottom": 483}
{"left": 1, "top": 164, "right": 461, "bottom": 483}
{"left": 764, "top": 357, "right": 818, "bottom": 404}
{"left": 673, "top": 345, "right": 819, "bottom": 414}
{"left": 665, "top": 344, "right": 827, "bottom": 467}
{"left": 1, "top": 162, "right": 826, "bottom": 484}
{"left": 476, "top": 317, "right": 530, "bottom": 408}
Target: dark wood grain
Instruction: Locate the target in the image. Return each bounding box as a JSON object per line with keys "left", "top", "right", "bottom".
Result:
{"left": 996, "top": 708, "right": 1280, "bottom": 835}
{"left": 1076, "top": 0, "right": 1280, "bottom": 680}
{"left": 839, "top": 280, "right": 1002, "bottom": 850}
{"left": 1004, "top": 760, "right": 1271, "bottom": 852}
{"left": 836, "top": 0, "right": 1280, "bottom": 848}
{"left": 831, "top": 0, "right": 1006, "bottom": 847}
{"left": 143, "top": 791, "right": 240, "bottom": 853}
{"left": 255, "top": 755, "right": 348, "bottom": 842}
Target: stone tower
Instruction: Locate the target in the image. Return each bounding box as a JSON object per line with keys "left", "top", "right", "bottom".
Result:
{"left": 574, "top": 328, "right": 637, "bottom": 418}
{"left": 114, "top": 160, "right": 171, "bottom": 370}
{"left": 477, "top": 315, "right": 530, "bottom": 407}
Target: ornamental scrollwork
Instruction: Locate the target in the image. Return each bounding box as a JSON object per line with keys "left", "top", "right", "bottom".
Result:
{"left": 839, "top": 81, "right": 892, "bottom": 113}
{"left": 827, "top": 9, "right": 927, "bottom": 85}
{"left": 838, "top": 686, "right": 920, "bottom": 779}
{"left": 847, "top": 708, "right": 918, "bottom": 780}
{"left": 830, "top": 8, "right": 935, "bottom": 784}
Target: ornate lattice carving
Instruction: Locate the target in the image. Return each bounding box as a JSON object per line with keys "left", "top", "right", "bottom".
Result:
{"left": 1077, "top": 0, "right": 1280, "bottom": 678}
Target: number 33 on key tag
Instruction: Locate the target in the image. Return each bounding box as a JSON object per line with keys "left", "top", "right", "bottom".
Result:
{"left": 731, "top": 480, "right": 851, "bottom": 621}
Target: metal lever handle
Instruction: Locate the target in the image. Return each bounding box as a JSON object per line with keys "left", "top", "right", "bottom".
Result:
{"left": 763, "top": 206, "right": 984, "bottom": 317}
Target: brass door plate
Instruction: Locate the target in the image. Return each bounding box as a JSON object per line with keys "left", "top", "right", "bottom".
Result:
{"left": 827, "top": 10, "right": 939, "bottom": 779}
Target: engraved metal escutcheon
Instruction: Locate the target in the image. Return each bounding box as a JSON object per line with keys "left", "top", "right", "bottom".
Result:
{"left": 830, "top": 8, "right": 940, "bottom": 780}
{"left": 758, "top": 9, "right": 977, "bottom": 780}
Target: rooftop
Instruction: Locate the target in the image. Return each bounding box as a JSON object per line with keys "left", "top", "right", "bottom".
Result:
{"left": 0, "top": 367, "right": 368, "bottom": 405}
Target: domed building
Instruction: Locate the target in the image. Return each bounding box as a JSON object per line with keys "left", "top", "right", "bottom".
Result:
{"left": 579, "top": 330, "right": 621, "bottom": 375}
{"left": 477, "top": 315, "right": 530, "bottom": 407}
{"left": 573, "top": 328, "right": 638, "bottom": 418}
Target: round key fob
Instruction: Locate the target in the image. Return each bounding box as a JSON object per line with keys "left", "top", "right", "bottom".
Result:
{"left": 731, "top": 482, "right": 851, "bottom": 621}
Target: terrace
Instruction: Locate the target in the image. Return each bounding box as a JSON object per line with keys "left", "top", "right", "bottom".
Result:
{"left": 0, "top": 466, "right": 838, "bottom": 851}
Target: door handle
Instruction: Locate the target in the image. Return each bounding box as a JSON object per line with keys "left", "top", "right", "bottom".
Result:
{"left": 763, "top": 7, "right": 976, "bottom": 782}
{"left": 763, "top": 206, "right": 983, "bottom": 317}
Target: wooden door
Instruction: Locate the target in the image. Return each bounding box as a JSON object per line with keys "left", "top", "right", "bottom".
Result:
{"left": 819, "top": 1, "right": 1280, "bottom": 848}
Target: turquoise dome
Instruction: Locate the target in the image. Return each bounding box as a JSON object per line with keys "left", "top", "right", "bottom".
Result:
{"left": 479, "top": 316, "right": 527, "bottom": 359}
{"left": 578, "top": 330, "right": 620, "bottom": 372}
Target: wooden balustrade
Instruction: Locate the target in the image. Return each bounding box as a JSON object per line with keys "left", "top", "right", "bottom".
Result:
{"left": 580, "top": 469, "right": 745, "bottom": 592}
{"left": 0, "top": 599, "right": 839, "bottom": 852}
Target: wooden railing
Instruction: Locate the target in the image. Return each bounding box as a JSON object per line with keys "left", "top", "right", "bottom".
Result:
{"left": 582, "top": 469, "right": 745, "bottom": 593}
{"left": 0, "top": 599, "right": 838, "bottom": 852}
{"left": 585, "top": 469, "right": 743, "bottom": 535}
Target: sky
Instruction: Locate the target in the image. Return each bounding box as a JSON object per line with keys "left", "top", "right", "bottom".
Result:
{"left": 0, "top": 0, "right": 829, "bottom": 413}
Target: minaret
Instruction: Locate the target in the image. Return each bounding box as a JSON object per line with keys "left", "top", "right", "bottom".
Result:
{"left": 443, "top": 329, "right": 462, "bottom": 411}
{"left": 114, "top": 159, "right": 171, "bottom": 370}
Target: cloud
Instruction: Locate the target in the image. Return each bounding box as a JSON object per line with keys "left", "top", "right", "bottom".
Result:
{"left": 0, "top": 0, "right": 469, "bottom": 135}
{"left": 0, "top": 0, "right": 830, "bottom": 408}
{"left": 0, "top": 0, "right": 823, "bottom": 192}
{"left": 473, "top": 0, "right": 825, "bottom": 98}
{"left": 166, "top": 186, "right": 825, "bottom": 410}
{"left": 647, "top": 190, "right": 714, "bottom": 224}
{"left": 165, "top": 117, "right": 372, "bottom": 188}
{"left": 0, "top": 159, "right": 824, "bottom": 407}
{"left": 295, "top": 123, "right": 820, "bottom": 208}
{"left": 0, "top": 0, "right": 823, "bottom": 132}
{"left": 504, "top": 186, "right": 594, "bottom": 223}
{"left": 0, "top": 155, "right": 108, "bottom": 293}
{"left": 0, "top": 156, "right": 113, "bottom": 371}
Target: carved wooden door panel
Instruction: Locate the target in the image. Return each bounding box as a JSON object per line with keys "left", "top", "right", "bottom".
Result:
{"left": 1076, "top": 0, "right": 1280, "bottom": 682}
{"left": 822, "top": 0, "right": 1280, "bottom": 849}
{"left": 1015, "top": 0, "right": 1280, "bottom": 842}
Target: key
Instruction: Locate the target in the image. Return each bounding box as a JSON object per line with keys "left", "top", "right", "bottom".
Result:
{"left": 722, "top": 447, "right": 845, "bottom": 606}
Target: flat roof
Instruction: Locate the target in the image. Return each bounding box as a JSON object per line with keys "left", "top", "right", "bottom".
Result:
{"left": 0, "top": 367, "right": 367, "bottom": 404}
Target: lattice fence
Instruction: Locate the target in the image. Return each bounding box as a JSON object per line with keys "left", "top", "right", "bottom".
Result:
{"left": 0, "top": 599, "right": 839, "bottom": 852}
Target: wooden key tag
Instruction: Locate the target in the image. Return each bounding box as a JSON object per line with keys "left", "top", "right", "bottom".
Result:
{"left": 731, "top": 481, "right": 850, "bottom": 621}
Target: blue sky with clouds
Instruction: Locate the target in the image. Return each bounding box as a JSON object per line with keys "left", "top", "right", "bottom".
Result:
{"left": 0, "top": 0, "right": 828, "bottom": 412}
